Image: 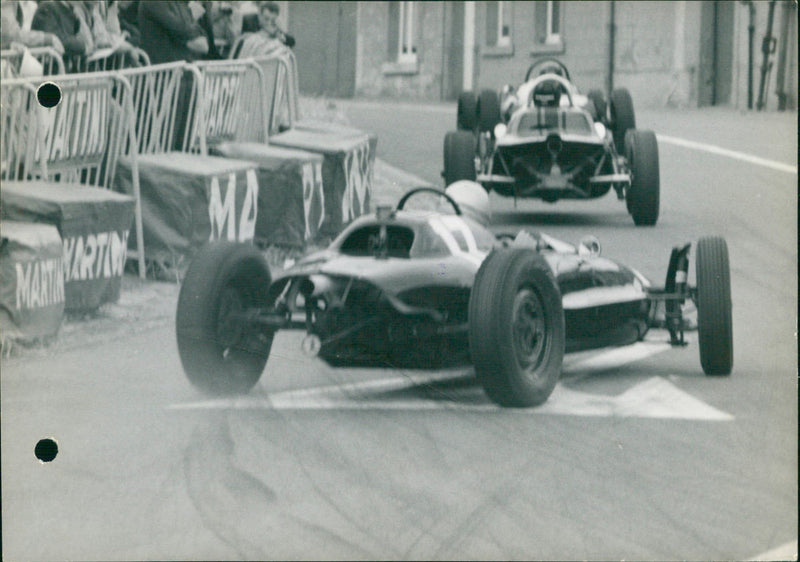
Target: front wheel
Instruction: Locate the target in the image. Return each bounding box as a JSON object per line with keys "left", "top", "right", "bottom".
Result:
{"left": 443, "top": 130, "right": 476, "bottom": 186}
{"left": 176, "top": 242, "right": 274, "bottom": 395}
{"left": 457, "top": 91, "right": 478, "bottom": 131}
{"left": 625, "top": 129, "right": 660, "bottom": 226}
{"left": 469, "top": 249, "right": 565, "bottom": 407}
{"left": 695, "top": 236, "right": 733, "bottom": 375}
{"left": 610, "top": 88, "right": 636, "bottom": 153}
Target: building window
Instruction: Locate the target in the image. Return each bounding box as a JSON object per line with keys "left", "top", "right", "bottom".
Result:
{"left": 388, "top": 1, "right": 417, "bottom": 63}
{"left": 532, "top": 0, "right": 563, "bottom": 53}
{"left": 399, "top": 1, "right": 417, "bottom": 62}
{"left": 545, "top": 0, "right": 561, "bottom": 44}
{"left": 486, "top": 1, "right": 512, "bottom": 47}
{"left": 384, "top": 1, "right": 419, "bottom": 74}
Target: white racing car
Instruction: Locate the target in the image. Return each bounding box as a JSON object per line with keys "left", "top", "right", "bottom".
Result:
{"left": 445, "top": 58, "right": 660, "bottom": 226}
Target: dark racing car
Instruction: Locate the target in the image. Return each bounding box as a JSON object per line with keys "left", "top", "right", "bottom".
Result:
{"left": 445, "top": 58, "right": 660, "bottom": 226}
{"left": 176, "top": 186, "right": 732, "bottom": 408}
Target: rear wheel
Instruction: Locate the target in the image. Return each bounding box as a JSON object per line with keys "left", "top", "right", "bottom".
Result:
{"left": 457, "top": 91, "right": 478, "bottom": 131}
{"left": 478, "top": 89, "right": 501, "bottom": 133}
{"left": 469, "top": 249, "right": 565, "bottom": 407}
{"left": 625, "top": 129, "right": 660, "bottom": 226}
{"left": 176, "top": 242, "right": 274, "bottom": 395}
{"left": 443, "top": 130, "right": 476, "bottom": 186}
{"left": 695, "top": 236, "right": 733, "bottom": 375}
{"left": 610, "top": 88, "right": 636, "bottom": 152}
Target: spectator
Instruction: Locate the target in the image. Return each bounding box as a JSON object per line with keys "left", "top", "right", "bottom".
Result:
{"left": 82, "top": 1, "right": 141, "bottom": 67}
{"left": 191, "top": 2, "right": 238, "bottom": 59}
{"left": 138, "top": 0, "right": 208, "bottom": 64}
{"left": 1, "top": 1, "right": 59, "bottom": 52}
{"left": 2, "top": 1, "right": 63, "bottom": 53}
{"left": 232, "top": 0, "right": 295, "bottom": 59}
{"left": 117, "top": 0, "right": 141, "bottom": 47}
{"left": 31, "top": 1, "right": 95, "bottom": 57}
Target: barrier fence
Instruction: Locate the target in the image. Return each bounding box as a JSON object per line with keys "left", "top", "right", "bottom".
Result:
{"left": 1, "top": 72, "right": 145, "bottom": 279}
{"left": 116, "top": 62, "right": 201, "bottom": 155}
{"left": 188, "top": 59, "right": 268, "bottom": 151}
{"left": 251, "top": 49, "right": 300, "bottom": 135}
{"left": 2, "top": 46, "right": 370, "bottom": 283}
{"left": 74, "top": 46, "right": 151, "bottom": 73}
{"left": 1, "top": 46, "right": 66, "bottom": 77}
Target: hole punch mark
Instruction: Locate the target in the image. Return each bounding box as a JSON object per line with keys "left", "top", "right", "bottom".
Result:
{"left": 37, "top": 82, "right": 61, "bottom": 108}
{"left": 35, "top": 438, "right": 58, "bottom": 462}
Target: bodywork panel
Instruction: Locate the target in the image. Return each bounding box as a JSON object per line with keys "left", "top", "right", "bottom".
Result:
{"left": 267, "top": 214, "right": 650, "bottom": 366}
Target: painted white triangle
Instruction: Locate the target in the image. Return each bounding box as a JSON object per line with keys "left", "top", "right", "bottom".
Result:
{"left": 538, "top": 377, "right": 733, "bottom": 420}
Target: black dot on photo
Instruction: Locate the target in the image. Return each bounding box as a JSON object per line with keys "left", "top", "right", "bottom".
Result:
{"left": 35, "top": 438, "right": 58, "bottom": 462}
{"left": 37, "top": 82, "right": 61, "bottom": 108}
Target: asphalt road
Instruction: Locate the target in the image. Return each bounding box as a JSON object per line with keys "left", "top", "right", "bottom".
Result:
{"left": 2, "top": 100, "right": 797, "bottom": 561}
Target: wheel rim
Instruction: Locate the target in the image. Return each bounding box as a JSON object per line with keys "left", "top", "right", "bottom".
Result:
{"left": 511, "top": 288, "right": 548, "bottom": 376}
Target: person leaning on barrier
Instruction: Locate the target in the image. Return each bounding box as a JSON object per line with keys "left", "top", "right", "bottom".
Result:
{"left": 1, "top": 0, "right": 65, "bottom": 54}
{"left": 232, "top": 0, "right": 294, "bottom": 59}
{"left": 30, "top": 0, "right": 95, "bottom": 57}
{"left": 195, "top": 1, "right": 240, "bottom": 60}
{"left": 116, "top": 0, "right": 141, "bottom": 47}
{"left": 81, "top": 1, "right": 141, "bottom": 66}
{"left": 258, "top": 1, "right": 294, "bottom": 47}
{"left": 138, "top": 0, "right": 208, "bottom": 64}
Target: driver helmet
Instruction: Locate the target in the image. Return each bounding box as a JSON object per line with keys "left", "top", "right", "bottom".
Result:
{"left": 532, "top": 79, "right": 562, "bottom": 107}
{"left": 445, "top": 180, "right": 491, "bottom": 227}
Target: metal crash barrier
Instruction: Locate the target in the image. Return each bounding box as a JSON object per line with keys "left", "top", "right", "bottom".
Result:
{"left": 249, "top": 49, "right": 300, "bottom": 135}
{"left": 187, "top": 58, "right": 268, "bottom": 151}
{"left": 1, "top": 46, "right": 65, "bottom": 77}
{"left": 66, "top": 47, "right": 150, "bottom": 74}
{"left": 0, "top": 72, "right": 145, "bottom": 313}
{"left": 116, "top": 61, "right": 202, "bottom": 154}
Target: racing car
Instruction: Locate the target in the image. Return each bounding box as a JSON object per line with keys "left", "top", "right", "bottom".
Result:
{"left": 175, "top": 184, "right": 732, "bottom": 408}
{"left": 445, "top": 57, "right": 660, "bottom": 226}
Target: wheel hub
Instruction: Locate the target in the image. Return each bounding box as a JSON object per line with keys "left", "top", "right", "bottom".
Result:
{"left": 511, "top": 288, "right": 547, "bottom": 372}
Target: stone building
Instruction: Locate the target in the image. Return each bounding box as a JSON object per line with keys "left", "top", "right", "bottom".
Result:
{"left": 284, "top": 1, "right": 797, "bottom": 110}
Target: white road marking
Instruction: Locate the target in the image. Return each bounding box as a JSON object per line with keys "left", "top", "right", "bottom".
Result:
{"left": 562, "top": 338, "right": 680, "bottom": 383}
{"left": 749, "top": 540, "right": 798, "bottom": 561}
{"left": 657, "top": 134, "right": 797, "bottom": 174}
{"left": 169, "top": 337, "right": 733, "bottom": 420}
{"left": 539, "top": 376, "right": 733, "bottom": 420}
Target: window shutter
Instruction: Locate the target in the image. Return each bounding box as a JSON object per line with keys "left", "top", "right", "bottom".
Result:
{"left": 486, "top": 1, "right": 498, "bottom": 46}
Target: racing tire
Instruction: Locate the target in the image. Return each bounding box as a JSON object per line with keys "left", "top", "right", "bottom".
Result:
{"left": 477, "top": 89, "right": 502, "bottom": 133}
{"left": 176, "top": 242, "right": 274, "bottom": 395}
{"left": 457, "top": 91, "right": 478, "bottom": 131}
{"left": 469, "top": 248, "right": 565, "bottom": 407}
{"left": 610, "top": 88, "right": 636, "bottom": 153}
{"left": 695, "top": 236, "right": 733, "bottom": 376}
{"left": 443, "top": 130, "right": 476, "bottom": 186}
{"left": 625, "top": 129, "right": 660, "bottom": 226}
{"left": 587, "top": 89, "right": 607, "bottom": 122}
